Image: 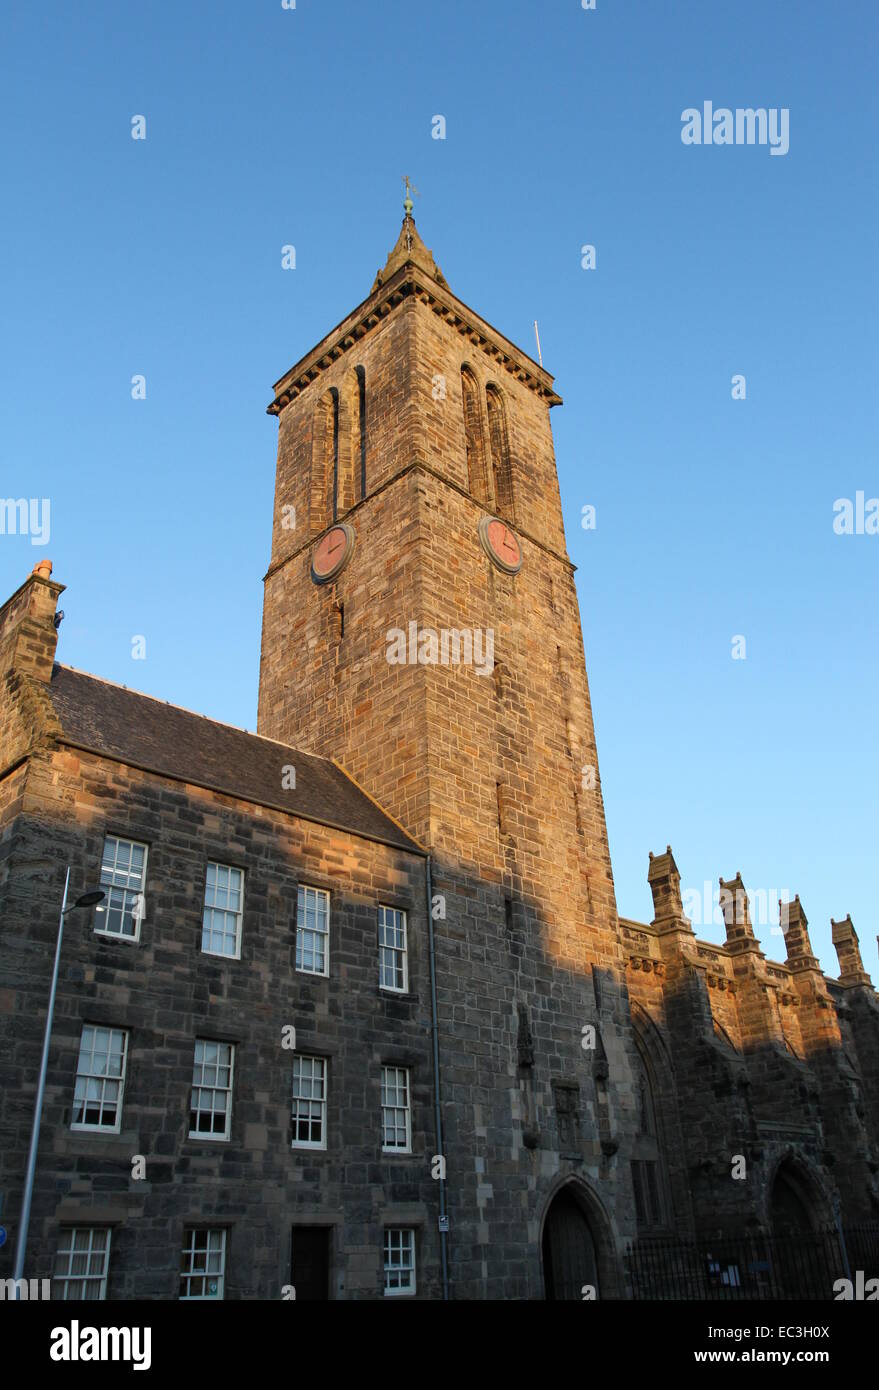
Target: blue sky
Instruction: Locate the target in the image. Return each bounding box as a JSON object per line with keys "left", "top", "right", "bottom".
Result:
{"left": 2, "top": 1, "right": 876, "bottom": 975}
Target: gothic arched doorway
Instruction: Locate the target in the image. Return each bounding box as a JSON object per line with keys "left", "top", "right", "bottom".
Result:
{"left": 768, "top": 1159, "right": 830, "bottom": 1298}
{"left": 542, "top": 1185, "right": 600, "bottom": 1300}
{"left": 770, "top": 1161, "right": 816, "bottom": 1237}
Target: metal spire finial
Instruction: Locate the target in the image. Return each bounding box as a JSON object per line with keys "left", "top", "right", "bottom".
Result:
{"left": 401, "top": 176, "right": 420, "bottom": 249}
{"left": 402, "top": 174, "right": 419, "bottom": 218}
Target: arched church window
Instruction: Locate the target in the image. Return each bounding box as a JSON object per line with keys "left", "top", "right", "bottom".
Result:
{"left": 635, "top": 1051, "right": 657, "bottom": 1136}
{"left": 485, "top": 383, "right": 514, "bottom": 519}
{"left": 631, "top": 1048, "right": 669, "bottom": 1232}
{"left": 461, "top": 365, "right": 489, "bottom": 504}
{"left": 356, "top": 366, "right": 366, "bottom": 502}
{"left": 337, "top": 368, "right": 366, "bottom": 516}
{"left": 310, "top": 387, "right": 339, "bottom": 532}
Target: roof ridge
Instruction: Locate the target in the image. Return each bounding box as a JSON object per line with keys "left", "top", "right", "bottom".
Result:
{"left": 53, "top": 664, "right": 331, "bottom": 763}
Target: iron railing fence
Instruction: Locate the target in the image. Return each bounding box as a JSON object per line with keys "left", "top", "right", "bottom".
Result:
{"left": 627, "top": 1224, "right": 879, "bottom": 1301}
{"left": 844, "top": 1222, "right": 879, "bottom": 1277}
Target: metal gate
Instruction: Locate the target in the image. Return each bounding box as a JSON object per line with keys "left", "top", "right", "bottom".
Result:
{"left": 627, "top": 1225, "right": 879, "bottom": 1301}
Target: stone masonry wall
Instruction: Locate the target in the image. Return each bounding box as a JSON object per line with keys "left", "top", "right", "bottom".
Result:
{"left": 0, "top": 744, "right": 437, "bottom": 1299}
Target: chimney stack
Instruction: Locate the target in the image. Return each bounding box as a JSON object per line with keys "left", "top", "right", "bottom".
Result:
{"left": 0, "top": 561, "right": 64, "bottom": 684}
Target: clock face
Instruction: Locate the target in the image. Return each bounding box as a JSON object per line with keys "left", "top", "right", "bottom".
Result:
{"left": 311, "top": 523, "right": 355, "bottom": 584}
{"left": 478, "top": 516, "right": 523, "bottom": 574}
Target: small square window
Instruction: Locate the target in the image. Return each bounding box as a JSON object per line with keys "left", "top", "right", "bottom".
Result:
{"left": 296, "top": 886, "right": 329, "bottom": 976}
{"left": 71, "top": 1025, "right": 128, "bottom": 1132}
{"left": 96, "top": 836, "right": 147, "bottom": 941}
{"left": 381, "top": 1065, "right": 411, "bottom": 1153}
{"left": 189, "top": 1040, "right": 235, "bottom": 1140}
{"left": 383, "top": 1228, "right": 416, "bottom": 1296}
{"left": 53, "top": 1227, "right": 111, "bottom": 1300}
{"left": 179, "top": 1228, "right": 226, "bottom": 1300}
{"left": 379, "top": 906, "right": 408, "bottom": 993}
{"left": 202, "top": 863, "right": 244, "bottom": 958}
{"left": 292, "top": 1054, "right": 327, "bottom": 1149}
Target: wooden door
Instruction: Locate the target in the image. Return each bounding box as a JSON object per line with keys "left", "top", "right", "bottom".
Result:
{"left": 542, "top": 1189, "right": 600, "bottom": 1300}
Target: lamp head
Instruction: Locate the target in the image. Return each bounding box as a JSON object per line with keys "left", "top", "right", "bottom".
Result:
{"left": 74, "top": 890, "right": 105, "bottom": 909}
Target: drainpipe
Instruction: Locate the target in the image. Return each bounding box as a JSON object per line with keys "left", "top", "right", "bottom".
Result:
{"left": 426, "top": 854, "right": 450, "bottom": 1300}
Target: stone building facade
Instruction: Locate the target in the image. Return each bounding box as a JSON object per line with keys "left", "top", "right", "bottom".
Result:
{"left": 1, "top": 215, "right": 877, "bottom": 1300}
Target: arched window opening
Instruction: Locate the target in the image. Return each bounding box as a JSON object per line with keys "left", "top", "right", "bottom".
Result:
{"left": 486, "top": 384, "right": 514, "bottom": 519}
{"left": 330, "top": 389, "right": 340, "bottom": 521}
{"left": 461, "top": 366, "right": 490, "bottom": 504}
{"left": 356, "top": 366, "right": 367, "bottom": 503}
{"left": 636, "top": 1053, "right": 657, "bottom": 1137}
{"left": 310, "top": 388, "right": 338, "bottom": 534}
{"left": 630, "top": 1048, "right": 670, "bottom": 1232}
{"left": 337, "top": 370, "right": 365, "bottom": 518}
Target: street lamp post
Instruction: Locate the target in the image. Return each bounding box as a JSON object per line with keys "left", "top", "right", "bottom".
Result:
{"left": 12, "top": 867, "right": 104, "bottom": 1293}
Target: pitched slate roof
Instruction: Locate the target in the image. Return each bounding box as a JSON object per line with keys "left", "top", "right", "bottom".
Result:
{"left": 47, "top": 665, "right": 422, "bottom": 854}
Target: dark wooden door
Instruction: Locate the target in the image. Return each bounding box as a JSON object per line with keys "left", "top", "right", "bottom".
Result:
{"left": 542, "top": 1189, "right": 599, "bottom": 1300}
{"left": 292, "top": 1227, "right": 330, "bottom": 1300}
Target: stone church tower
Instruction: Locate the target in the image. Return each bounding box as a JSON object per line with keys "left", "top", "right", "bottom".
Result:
{"left": 258, "top": 209, "right": 643, "bottom": 1296}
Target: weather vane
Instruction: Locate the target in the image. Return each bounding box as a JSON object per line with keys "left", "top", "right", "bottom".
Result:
{"left": 401, "top": 176, "right": 420, "bottom": 251}
{"left": 402, "top": 174, "right": 420, "bottom": 219}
